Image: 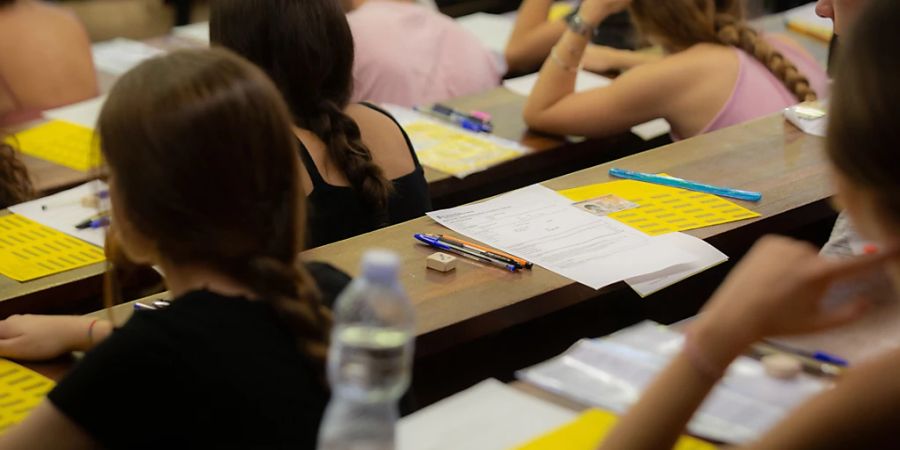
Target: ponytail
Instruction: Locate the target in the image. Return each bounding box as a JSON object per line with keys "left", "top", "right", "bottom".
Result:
{"left": 714, "top": 14, "right": 818, "bottom": 102}
{"left": 306, "top": 101, "right": 394, "bottom": 219}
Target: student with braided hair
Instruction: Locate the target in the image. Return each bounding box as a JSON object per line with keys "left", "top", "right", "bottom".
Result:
{"left": 524, "top": 0, "right": 828, "bottom": 140}
{"left": 0, "top": 48, "right": 351, "bottom": 449}
{"left": 210, "top": 0, "right": 431, "bottom": 248}
{"left": 0, "top": 139, "right": 33, "bottom": 208}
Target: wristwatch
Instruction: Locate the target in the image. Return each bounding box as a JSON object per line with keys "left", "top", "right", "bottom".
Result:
{"left": 566, "top": 12, "right": 596, "bottom": 38}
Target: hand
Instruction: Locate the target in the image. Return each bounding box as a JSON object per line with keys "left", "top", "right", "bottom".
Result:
{"left": 693, "top": 236, "right": 897, "bottom": 364}
{"left": 0, "top": 315, "right": 101, "bottom": 361}
{"left": 579, "top": 0, "right": 631, "bottom": 26}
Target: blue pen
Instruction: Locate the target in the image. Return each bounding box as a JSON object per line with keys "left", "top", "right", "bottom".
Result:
{"left": 414, "top": 234, "right": 517, "bottom": 272}
{"left": 417, "top": 105, "right": 492, "bottom": 133}
{"left": 812, "top": 351, "right": 849, "bottom": 367}
{"left": 609, "top": 168, "right": 763, "bottom": 202}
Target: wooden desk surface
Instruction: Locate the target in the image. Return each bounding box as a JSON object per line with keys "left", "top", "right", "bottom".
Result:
{"left": 305, "top": 113, "right": 834, "bottom": 357}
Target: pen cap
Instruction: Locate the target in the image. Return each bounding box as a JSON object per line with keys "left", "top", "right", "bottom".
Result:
{"left": 360, "top": 249, "right": 401, "bottom": 285}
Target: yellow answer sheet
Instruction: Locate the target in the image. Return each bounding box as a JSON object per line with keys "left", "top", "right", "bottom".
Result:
{"left": 515, "top": 409, "right": 715, "bottom": 450}
{"left": 8, "top": 120, "right": 101, "bottom": 172}
{"left": 0, "top": 359, "right": 55, "bottom": 434}
{"left": 402, "top": 121, "right": 524, "bottom": 178}
{"left": 560, "top": 179, "right": 760, "bottom": 235}
{"left": 0, "top": 215, "right": 105, "bottom": 282}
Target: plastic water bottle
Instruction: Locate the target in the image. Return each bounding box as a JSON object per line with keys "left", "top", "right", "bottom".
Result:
{"left": 317, "top": 250, "right": 415, "bottom": 450}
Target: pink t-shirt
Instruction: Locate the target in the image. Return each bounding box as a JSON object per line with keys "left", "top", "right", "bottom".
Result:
{"left": 347, "top": 0, "right": 503, "bottom": 107}
{"left": 685, "top": 36, "right": 829, "bottom": 139}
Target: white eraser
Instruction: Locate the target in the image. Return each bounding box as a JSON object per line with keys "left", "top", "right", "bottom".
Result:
{"left": 426, "top": 252, "right": 457, "bottom": 272}
{"left": 763, "top": 354, "right": 802, "bottom": 379}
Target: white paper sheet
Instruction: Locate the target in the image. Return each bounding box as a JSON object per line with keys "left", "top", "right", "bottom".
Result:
{"left": 503, "top": 72, "right": 672, "bottom": 140}
{"left": 9, "top": 181, "right": 108, "bottom": 248}
{"left": 427, "top": 185, "right": 696, "bottom": 290}
{"left": 43, "top": 96, "right": 107, "bottom": 129}
{"left": 784, "top": 107, "right": 828, "bottom": 137}
{"left": 519, "top": 322, "right": 829, "bottom": 444}
{"left": 455, "top": 12, "right": 515, "bottom": 55}
{"left": 398, "top": 379, "right": 576, "bottom": 450}
{"left": 625, "top": 232, "right": 728, "bottom": 297}
{"left": 172, "top": 21, "right": 210, "bottom": 44}
{"left": 92, "top": 38, "right": 166, "bottom": 76}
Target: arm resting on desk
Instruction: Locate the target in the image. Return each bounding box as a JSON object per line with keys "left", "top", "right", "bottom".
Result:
{"left": 599, "top": 236, "right": 899, "bottom": 449}
{"left": 0, "top": 315, "right": 113, "bottom": 361}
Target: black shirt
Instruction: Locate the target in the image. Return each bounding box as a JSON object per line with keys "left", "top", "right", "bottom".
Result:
{"left": 299, "top": 103, "right": 432, "bottom": 248}
{"left": 48, "top": 262, "right": 350, "bottom": 450}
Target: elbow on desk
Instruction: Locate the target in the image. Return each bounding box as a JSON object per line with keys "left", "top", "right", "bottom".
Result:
{"left": 522, "top": 106, "right": 558, "bottom": 135}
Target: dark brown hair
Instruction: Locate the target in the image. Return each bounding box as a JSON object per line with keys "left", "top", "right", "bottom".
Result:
{"left": 0, "top": 140, "right": 34, "bottom": 208}
{"left": 98, "top": 48, "right": 332, "bottom": 365}
{"left": 828, "top": 0, "right": 900, "bottom": 224}
{"left": 209, "top": 0, "right": 393, "bottom": 215}
{"left": 629, "top": 0, "right": 817, "bottom": 102}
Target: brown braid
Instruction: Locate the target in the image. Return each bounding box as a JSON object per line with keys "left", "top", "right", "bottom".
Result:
{"left": 714, "top": 14, "right": 818, "bottom": 102}
{"left": 0, "top": 141, "right": 34, "bottom": 208}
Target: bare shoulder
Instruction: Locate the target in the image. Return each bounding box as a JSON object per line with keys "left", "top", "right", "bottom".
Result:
{"left": 621, "top": 43, "right": 736, "bottom": 90}
{"left": 344, "top": 104, "right": 416, "bottom": 178}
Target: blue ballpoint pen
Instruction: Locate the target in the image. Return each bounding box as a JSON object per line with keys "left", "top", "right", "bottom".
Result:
{"left": 414, "top": 234, "right": 517, "bottom": 272}
{"left": 609, "top": 168, "right": 763, "bottom": 202}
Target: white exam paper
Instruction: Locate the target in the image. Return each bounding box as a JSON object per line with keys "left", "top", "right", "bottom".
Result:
{"left": 398, "top": 379, "right": 575, "bottom": 450}
{"left": 9, "top": 181, "right": 108, "bottom": 248}
{"left": 427, "top": 185, "right": 695, "bottom": 290}
{"left": 784, "top": 107, "right": 828, "bottom": 137}
{"left": 173, "top": 21, "right": 211, "bottom": 44}
{"left": 625, "top": 232, "right": 728, "bottom": 297}
{"left": 503, "top": 72, "right": 672, "bottom": 140}
{"left": 455, "top": 13, "right": 515, "bottom": 55}
{"left": 44, "top": 95, "right": 107, "bottom": 129}
{"left": 92, "top": 38, "right": 166, "bottom": 76}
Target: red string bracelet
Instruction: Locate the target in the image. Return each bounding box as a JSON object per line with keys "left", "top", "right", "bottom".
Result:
{"left": 87, "top": 319, "right": 99, "bottom": 347}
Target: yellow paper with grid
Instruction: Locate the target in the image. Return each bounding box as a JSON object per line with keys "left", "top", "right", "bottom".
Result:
{"left": 559, "top": 179, "right": 760, "bottom": 235}
{"left": 403, "top": 121, "right": 524, "bottom": 178}
{"left": 0, "top": 215, "right": 105, "bottom": 282}
{"left": 8, "top": 120, "right": 101, "bottom": 172}
{"left": 0, "top": 359, "right": 55, "bottom": 434}
{"left": 515, "top": 409, "right": 714, "bottom": 450}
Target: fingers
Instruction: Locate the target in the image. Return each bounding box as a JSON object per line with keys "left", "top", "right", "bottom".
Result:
{"left": 813, "top": 245, "right": 900, "bottom": 281}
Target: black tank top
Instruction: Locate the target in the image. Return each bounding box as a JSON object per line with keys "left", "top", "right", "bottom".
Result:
{"left": 297, "top": 103, "right": 431, "bottom": 248}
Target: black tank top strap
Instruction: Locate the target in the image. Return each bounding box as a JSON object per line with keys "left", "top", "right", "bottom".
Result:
{"left": 358, "top": 102, "right": 423, "bottom": 168}
{"left": 295, "top": 137, "right": 327, "bottom": 187}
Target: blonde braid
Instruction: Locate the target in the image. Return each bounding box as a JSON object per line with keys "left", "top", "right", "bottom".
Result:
{"left": 714, "top": 14, "right": 818, "bottom": 102}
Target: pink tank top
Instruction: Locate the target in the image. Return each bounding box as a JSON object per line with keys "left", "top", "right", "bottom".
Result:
{"left": 683, "top": 36, "right": 829, "bottom": 139}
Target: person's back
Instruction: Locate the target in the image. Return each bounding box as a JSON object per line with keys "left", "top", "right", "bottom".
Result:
{"left": 678, "top": 35, "right": 829, "bottom": 138}
{"left": 0, "top": 0, "right": 97, "bottom": 126}
{"left": 210, "top": 0, "right": 431, "bottom": 248}
{"left": 347, "top": 0, "right": 502, "bottom": 107}
{"left": 296, "top": 102, "right": 431, "bottom": 247}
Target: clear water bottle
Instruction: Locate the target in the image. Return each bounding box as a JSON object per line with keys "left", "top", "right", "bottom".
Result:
{"left": 317, "top": 250, "right": 415, "bottom": 450}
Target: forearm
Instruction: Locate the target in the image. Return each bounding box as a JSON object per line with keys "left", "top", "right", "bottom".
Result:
{"left": 506, "top": 0, "right": 564, "bottom": 73}
{"left": 610, "top": 49, "right": 663, "bottom": 70}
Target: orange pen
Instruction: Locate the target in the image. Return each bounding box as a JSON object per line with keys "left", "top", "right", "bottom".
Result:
{"left": 438, "top": 234, "right": 533, "bottom": 269}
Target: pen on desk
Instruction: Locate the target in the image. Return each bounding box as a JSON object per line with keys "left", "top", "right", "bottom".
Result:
{"left": 413, "top": 106, "right": 488, "bottom": 133}
{"left": 437, "top": 234, "right": 533, "bottom": 269}
{"left": 75, "top": 212, "right": 110, "bottom": 230}
{"left": 762, "top": 340, "right": 849, "bottom": 367}
{"left": 414, "top": 234, "right": 517, "bottom": 272}
{"left": 609, "top": 168, "right": 763, "bottom": 202}
{"left": 432, "top": 103, "right": 493, "bottom": 130}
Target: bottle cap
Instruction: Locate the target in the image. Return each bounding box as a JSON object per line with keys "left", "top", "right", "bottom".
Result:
{"left": 361, "top": 249, "right": 400, "bottom": 284}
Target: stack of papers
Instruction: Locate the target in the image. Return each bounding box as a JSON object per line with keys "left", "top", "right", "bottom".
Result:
{"left": 398, "top": 379, "right": 576, "bottom": 450}
{"left": 0, "top": 359, "right": 55, "bottom": 434}
{"left": 385, "top": 106, "right": 530, "bottom": 178}
{"left": 427, "top": 184, "right": 724, "bottom": 292}
{"left": 518, "top": 322, "right": 829, "bottom": 444}
{"left": 502, "top": 72, "right": 672, "bottom": 140}
{"left": 92, "top": 38, "right": 166, "bottom": 76}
